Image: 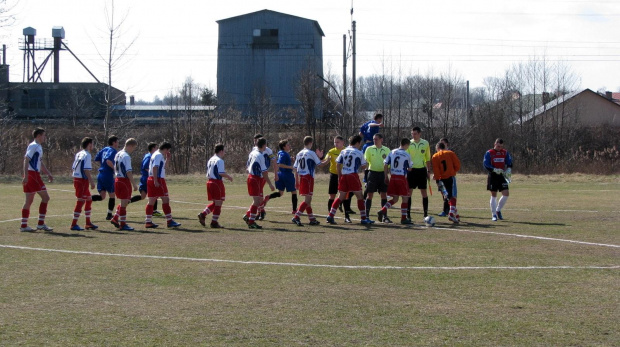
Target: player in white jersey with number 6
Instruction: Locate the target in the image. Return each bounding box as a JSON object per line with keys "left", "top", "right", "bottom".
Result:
{"left": 198, "top": 144, "right": 233, "bottom": 228}
{"left": 378, "top": 138, "right": 414, "bottom": 225}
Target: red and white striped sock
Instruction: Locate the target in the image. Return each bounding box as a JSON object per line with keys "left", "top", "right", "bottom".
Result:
{"left": 203, "top": 202, "right": 215, "bottom": 216}
{"left": 357, "top": 199, "right": 367, "bottom": 220}
{"left": 145, "top": 204, "right": 154, "bottom": 223}
{"left": 21, "top": 209, "right": 29, "bottom": 228}
{"left": 163, "top": 203, "right": 172, "bottom": 222}
{"left": 37, "top": 202, "right": 47, "bottom": 226}
{"left": 84, "top": 200, "right": 92, "bottom": 224}
{"left": 212, "top": 205, "right": 221, "bottom": 223}
{"left": 72, "top": 200, "right": 85, "bottom": 226}
{"left": 328, "top": 198, "right": 341, "bottom": 218}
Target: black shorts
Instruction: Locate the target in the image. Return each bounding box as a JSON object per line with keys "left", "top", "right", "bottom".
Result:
{"left": 487, "top": 173, "right": 509, "bottom": 192}
{"left": 407, "top": 168, "right": 428, "bottom": 189}
{"left": 328, "top": 173, "right": 339, "bottom": 195}
{"left": 440, "top": 176, "right": 457, "bottom": 199}
{"left": 366, "top": 171, "right": 387, "bottom": 193}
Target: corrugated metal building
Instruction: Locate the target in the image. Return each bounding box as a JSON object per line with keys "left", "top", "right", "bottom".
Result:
{"left": 216, "top": 9, "right": 324, "bottom": 116}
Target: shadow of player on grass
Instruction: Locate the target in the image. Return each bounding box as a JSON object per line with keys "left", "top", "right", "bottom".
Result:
{"left": 43, "top": 231, "right": 95, "bottom": 238}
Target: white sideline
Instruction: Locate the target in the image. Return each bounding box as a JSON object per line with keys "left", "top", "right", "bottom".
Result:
{"left": 439, "top": 227, "right": 620, "bottom": 249}
{"left": 0, "top": 244, "right": 617, "bottom": 271}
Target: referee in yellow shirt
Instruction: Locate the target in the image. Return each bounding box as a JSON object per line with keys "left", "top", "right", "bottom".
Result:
{"left": 406, "top": 126, "right": 431, "bottom": 220}
{"left": 322, "top": 136, "right": 353, "bottom": 222}
{"left": 364, "top": 133, "right": 391, "bottom": 222}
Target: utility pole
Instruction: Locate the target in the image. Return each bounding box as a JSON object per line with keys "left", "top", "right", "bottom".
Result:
{"left": 343, "top": 34, "right": 347, "bottom": 118}
{"left": 466, "top": 80, "right": 470, "bottom": 126}
{"left": 352, "top": 20, "right": 356, "bottom": 122}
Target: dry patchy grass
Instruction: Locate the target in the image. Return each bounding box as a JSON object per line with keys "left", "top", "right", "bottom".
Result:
{"left": 0, "top": 174, "right": 618, "bottom": 346}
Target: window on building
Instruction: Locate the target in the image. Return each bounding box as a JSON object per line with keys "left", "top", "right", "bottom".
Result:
{"left": 252, "top": 28, "right": 279, "bottom": 49}
{"left": 21, "top": 89, "right": 46, "bottom": 109}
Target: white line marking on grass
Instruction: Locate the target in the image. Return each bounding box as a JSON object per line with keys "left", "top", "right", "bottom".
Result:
{"left": 440, "top": 227, "right": 620, "bottom": 249}
{"left": 46, "top": 188, "right": 75, "bottom": 193}
{"left": 0, "top": 244, "right": 617, "bottom": 271}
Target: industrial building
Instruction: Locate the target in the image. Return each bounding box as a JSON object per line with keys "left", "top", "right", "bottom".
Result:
{"left": 216, "top": 10, "right": 324, "bottom": 117}
{"left": 0, "top": 26, "right": 126, "bottom": 122}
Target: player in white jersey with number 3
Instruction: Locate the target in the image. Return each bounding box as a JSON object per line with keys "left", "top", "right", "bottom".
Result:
{"left": 326, "top": 135, "right": 372, "bottom": 225}
{"left": 291, "top": 136, "right": 324, "bottom": 226}
{"left": 378, "top": 138, "right": 414, "bottom": 225}
{"left": 198, "top": 144, "right": 233, "bottom": 228}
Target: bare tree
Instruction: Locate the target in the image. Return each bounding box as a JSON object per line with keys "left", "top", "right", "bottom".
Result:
{"left": 93, "top": 0, "right": 137, "bottom": 139}
{"left": 295, "top": 60, "right": 322, "bottom": 140}
{"left": 249, "top": 84, "right": 278, "bottom": 137}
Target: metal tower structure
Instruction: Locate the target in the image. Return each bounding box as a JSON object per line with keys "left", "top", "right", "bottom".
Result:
{"left": 19, "top": 26, "right": 100, "bottom": 83}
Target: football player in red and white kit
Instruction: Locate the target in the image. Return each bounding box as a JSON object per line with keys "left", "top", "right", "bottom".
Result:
{"left": 291, "top": 136, "right": 324, "bottom": 226}
{"left": 326, "top": 135, "right": 373, "bottom": 225}
{"left": 70, "top": 137, "right": 99, "bottom": 231}
{"left": 109, "top": 138, "right": 139, "bottom": 231}
{"left": 253, "top": 134, "right": 279, "bottom": 220}
{"left": 198, "top": 144, "right": 233, "bottom": 228}
{"left": 243, "top": 138, "right": 275, "bottom": 229}
{"left": 378, "top": 138, "right": 414, "bottom": 225}
{"left": 145, "top": 142, "right": 181, "bottom": 228}
{"left": 21, "top": 128, "right": 54, "bottom": 232}
{"left": 484, "top": 138, "right": 513, "bottom": 221}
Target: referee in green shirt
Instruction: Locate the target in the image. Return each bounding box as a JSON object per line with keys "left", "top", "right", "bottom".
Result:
{"left": 364, "top": 133, "right": 391, "bottom": 222}
{"left": 406, "top": 127, "right": 431, "bottom": 220}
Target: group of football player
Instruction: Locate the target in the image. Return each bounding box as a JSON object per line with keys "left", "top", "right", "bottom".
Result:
{"left": 19, "top": 119, "right": 512, "bottom": 232}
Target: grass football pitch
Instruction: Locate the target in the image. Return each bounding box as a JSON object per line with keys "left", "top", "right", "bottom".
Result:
{"left": 0, "top": 174, "right": 618, "bottom": 346}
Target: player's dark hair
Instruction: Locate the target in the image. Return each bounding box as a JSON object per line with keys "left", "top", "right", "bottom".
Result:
{"left": 440, "top": 137, "right": 449, "bottom": 145}
{"left": 400, "top": 138, "right": 410, "bottom": 146}
{"left": 32, "top": 128, "right": 45, "bottom": 138}
{"left": 374, "top": 113, "right": 383, "bottom": 120}
{"left": 334, "top": 135, "right": 344, "bottom": 142}
{"left": 256, "top": 138, "right": 267, "bottom": 149}
{"left": 303, "top": 136, "right": 313, "bottom": 146}
{"left": 107, "top": 135, "right": 118, "bottom": 146}
{"left": 349, "top": 135, "right": 362, "bottom": 146}
{"left": 437, "top": 142, "right": 446, "bottom": 150}
{"left": 147, "top": 142, "right": 158, "bottom": 151}
{"left": 254, "top": 134, "right": 263, "bottom": 140}
{"left": 159, "top": 142, "right": 172, "bottom": 150}
{"left": 81, "top": 137, "right": 93, "bottom": 149}
{"left": 278, "top": 139, "right": 288, "bottom": 150}
{"left": 412, "top": 126, "right": 421, "bottom": 133}
{"left": 214, "top": 143, "right": 224, "bottom": 154}
{"left": 373, "top": 133, "right": 383, "bottom": 140}
{"left": 495, "top": 138, "right": 504, "bottom": 144}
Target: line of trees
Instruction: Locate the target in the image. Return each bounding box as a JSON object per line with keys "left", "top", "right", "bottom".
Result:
{"left": 1, "top": 55, "right": 618, "bottom": 176}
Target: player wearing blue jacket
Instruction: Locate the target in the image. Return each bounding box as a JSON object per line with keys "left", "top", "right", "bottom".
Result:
{"left": 94, "top": 135, "right": 119, "bottom": 220}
